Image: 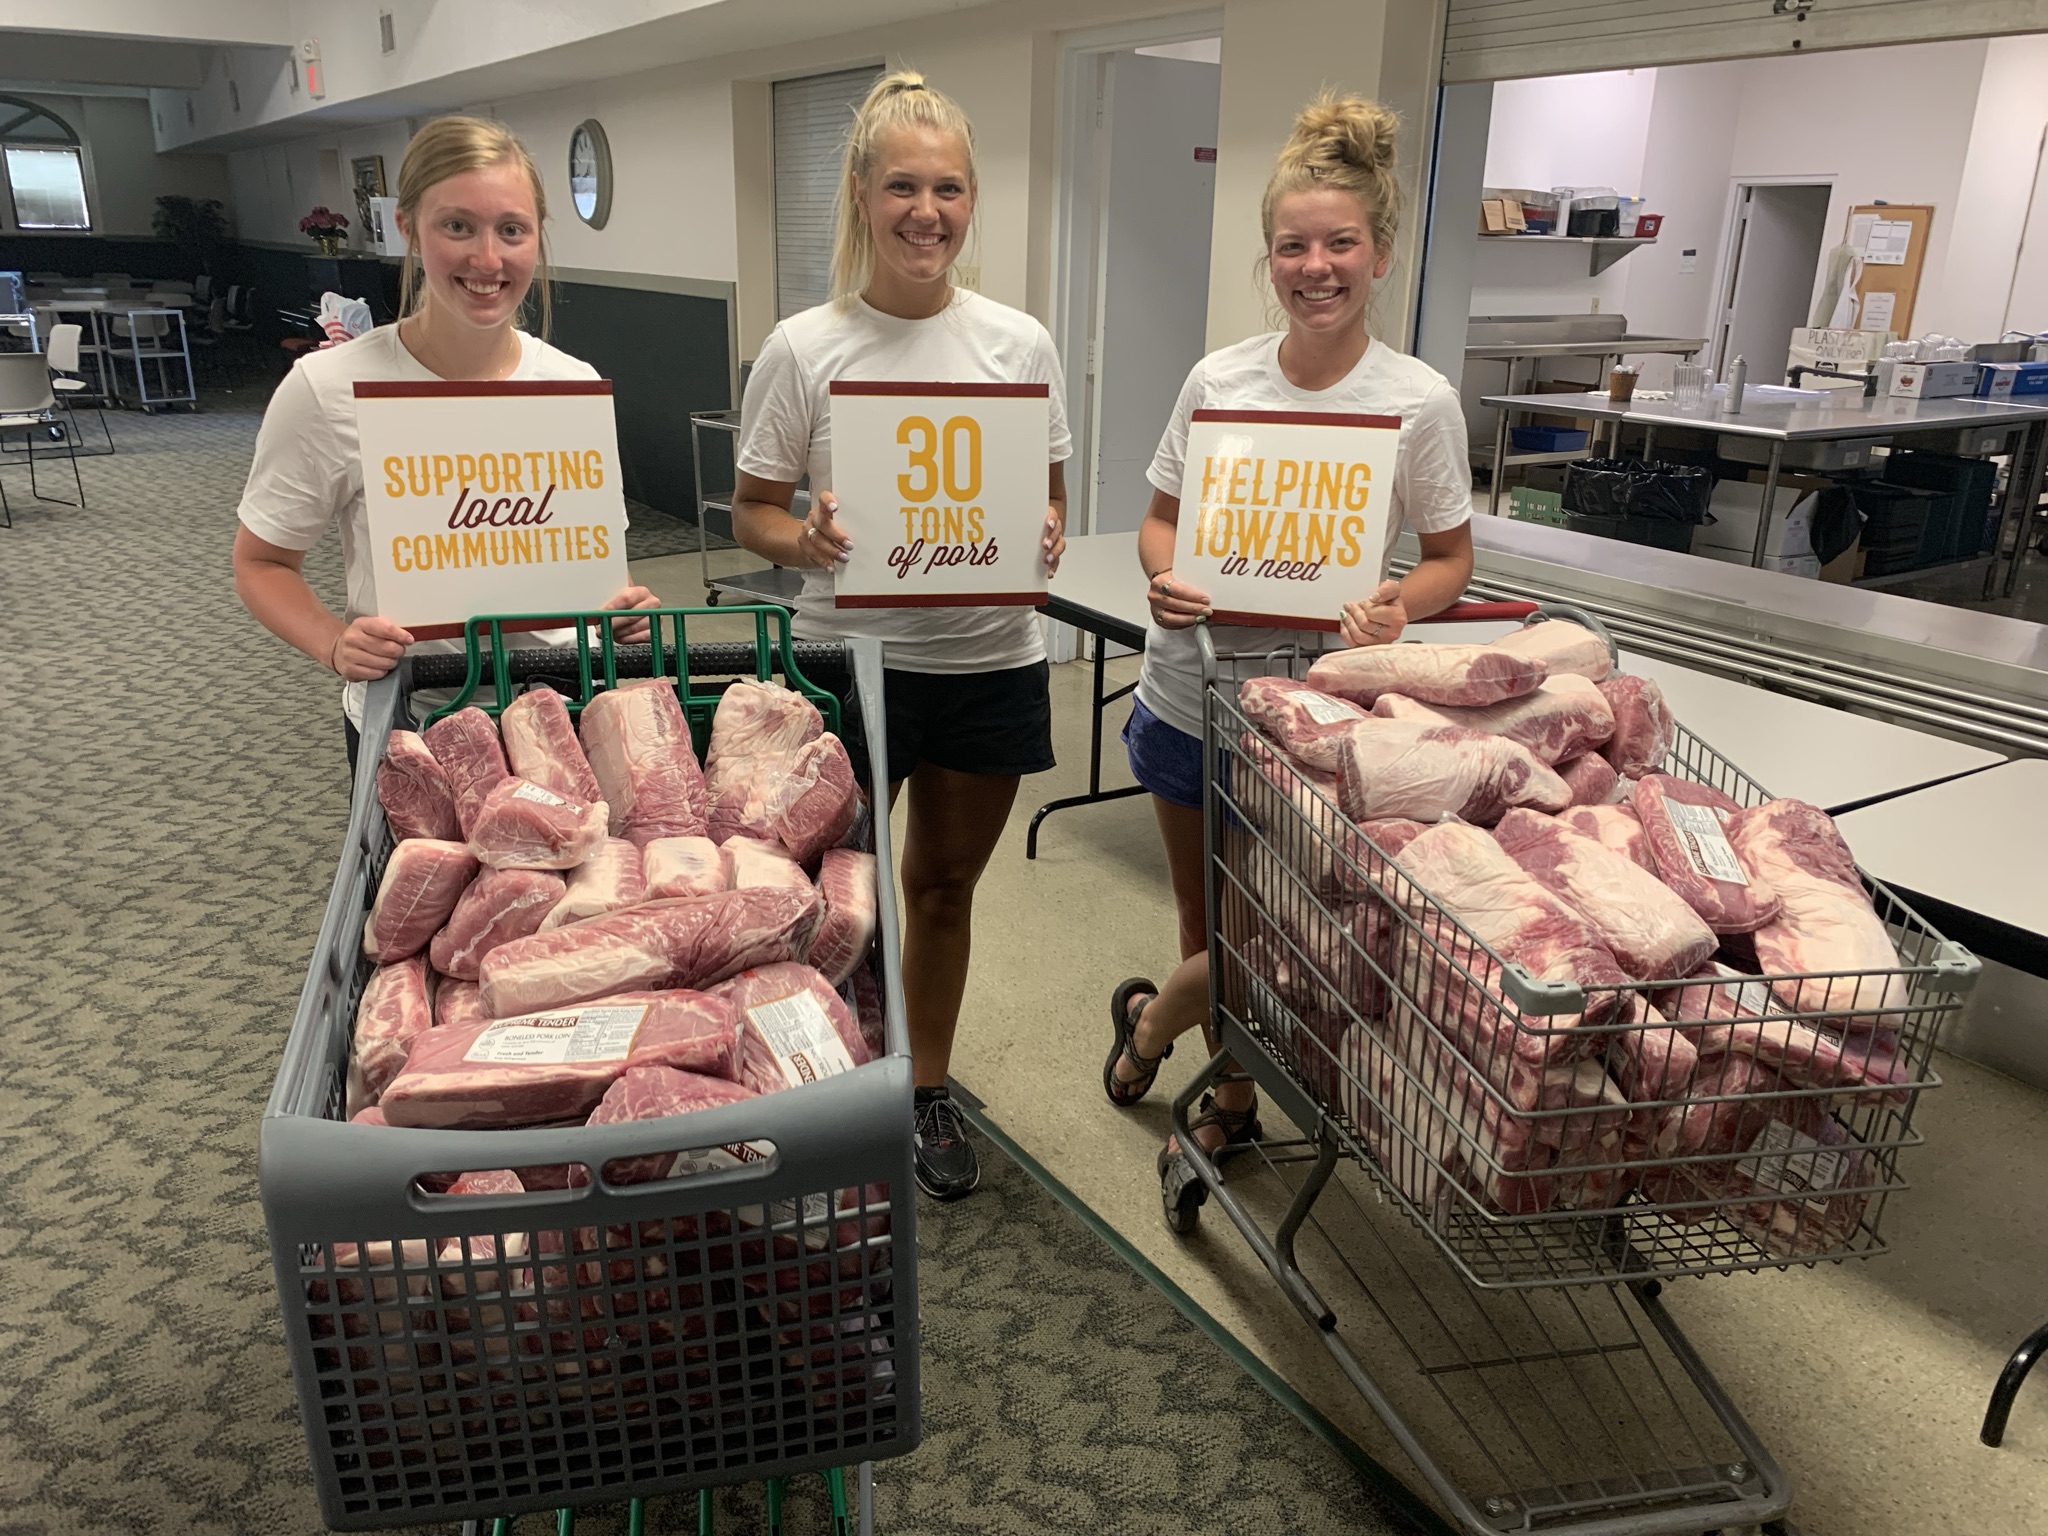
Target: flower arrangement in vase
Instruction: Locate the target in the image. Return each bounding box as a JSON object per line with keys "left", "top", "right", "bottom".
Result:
{"left": 300, "top": 206, "right": 350, "bottom": 257}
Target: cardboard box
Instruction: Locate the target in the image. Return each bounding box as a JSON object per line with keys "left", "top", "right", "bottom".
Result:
{"left": 1977, "top": 361, "right": 2048, "bottom": 399}
{"left": 1762, "top": 553, "right": 1822, "bottom": 580}
{"left": 1889, "top": 360, "right": 1981, "bottom": 400}
{"left": 1819, "top": 539, "right": 1864, "bottom": 585}
{"left": 1480, "top": 198, "right": 1509, "bottom": 234}
{"left": 1697, "top": 475, "right": 1829, "bottom": 559}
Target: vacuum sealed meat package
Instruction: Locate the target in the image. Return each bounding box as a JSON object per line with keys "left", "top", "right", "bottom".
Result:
{"left": 430, "top": 867, "right": 566, "bottom": 981}
{"left": 713, "top": 962, "right": 875, "bottom": 1096}
{"left": 810, "top": 849, "right": 879, "bottom": 985}
{"left": 377, "top": 730, "right": 460, "bottom": 841}
{"left": 1599, "top": 675, "right": 1674, "bottom": 778}
{"left": 1555, "top": 751, "right": 1620, "bottom": 807}
{"left": 642, "top": 835, "right": 729, "bottom": 900}
{"left": 1307, "top": 642, "right": 1546, "bottom": 708}
{"left": 466, "top": 776, "right": 608, "bottom": 870}
{"left": 1489, "top": 619, "right": 1612, "bottom": 682}
{"left": 1372, "top": 674, "right": 1615, "bottom": 765}
{"left": 1633, "top": 774, "right": 1781, "bottom": 934}
{"left": 1334, "top": 720, "right": 1571, "bottom": 826}
{"left": 422, "top": 707, "right": 511, "bottom": 839}
{"left": 1236, "top": 675, "right": 1371, "bottom": 774}
{"left": 349, "top": 954, "right": 433, "bottom": 1113}
{"left": 363, "top": 838, "right": 479, "bottom": 962}
{"left": 541, "top": 837, "right": 646, "bottom": 929}
{"left": 580, "top": 678, "right": 709, "bottom": 844}
{"left": 501, "top": 686, "right": 604, "bottom": 805}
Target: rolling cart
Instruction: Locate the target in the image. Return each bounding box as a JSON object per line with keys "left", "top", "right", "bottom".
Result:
{"left": 261, "top": 609, "right": 918, "bottom": 1532}
{"left": 1162, "top": 612, "right": 1977, "bottom": 1536}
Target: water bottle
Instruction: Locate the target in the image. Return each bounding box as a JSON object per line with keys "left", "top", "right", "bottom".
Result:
{"left": 1725, "top": 355, "right": 1748, "bottom": 414}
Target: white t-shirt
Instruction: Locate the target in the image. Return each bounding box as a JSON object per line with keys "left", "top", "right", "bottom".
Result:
{"left": 736, "top": 291, "right": 1072, "bottom": 674}
{"left": 237, "top": 325, "right": 606, "bottom": 725}
{"left": 1135, "top": 333, "right": 1473, "bottom": 740}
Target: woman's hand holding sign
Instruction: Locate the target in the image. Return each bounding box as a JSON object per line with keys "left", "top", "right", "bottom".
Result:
{"left": 1147, "top": 568, "right": 1212, "bottom": 630}
{"left": 1340, "top": 578, "right": 1407, "bottom": 648}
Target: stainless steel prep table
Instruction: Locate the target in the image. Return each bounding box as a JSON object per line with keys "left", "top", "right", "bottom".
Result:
{"left": 1464, "top": 316, "right": 1706, "bottom": 475}
{"left": 1478, "top": 388, "right": 2048, "bottom": 590}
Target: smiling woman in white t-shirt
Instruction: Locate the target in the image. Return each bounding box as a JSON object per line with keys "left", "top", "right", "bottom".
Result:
{"left": 733, "top": 72, "right": 1070, "bottom": 1202}
{"left": 1101, "top": 94, "right": 1475, "bottom": 1184}
{"left": 232, "top": 116, "right": 655, "bottom": 763}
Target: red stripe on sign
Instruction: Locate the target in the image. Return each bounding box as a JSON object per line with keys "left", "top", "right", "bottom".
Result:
{"left": 828, "top": 381, "right": 1049, "bottom": 398}
{"left": 353, "top": 380, "right": 613, "bottom": 398}
{"left": 832, "top": 591, "right": 1046, "bottom": 609}
{"left": 1191, "top": 408, "right": 1401, "bottom": 429}
{"left": 1209, "top": 608, "right": 1343, "bottom": 633}
{"left": 406, "top": 617, "right": 573, "bottom": 641}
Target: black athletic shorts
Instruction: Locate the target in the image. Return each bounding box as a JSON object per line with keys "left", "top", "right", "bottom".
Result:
{"left": 840, "top": 660, "right": 1056, "bottom": 785}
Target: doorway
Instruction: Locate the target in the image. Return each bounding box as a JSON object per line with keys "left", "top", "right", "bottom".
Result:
{"left": 1055, "top": 21, "right": 1222, "bottom": 538}
{"left": 1710, "top": 180, "right": 1832, "bottom": 384}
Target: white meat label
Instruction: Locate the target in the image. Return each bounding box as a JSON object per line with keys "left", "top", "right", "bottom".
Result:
{"left": 1739, "top": 1119, "right": 1847, "bottom": 1206}
{"left": 1710, "top": 965, "right": 1775, "bottom": 1017}
{"left": 747, "top": 991, "right": 857, "bottom": 1088}
{"left": 668, "top": 1139, "right": 774, "bottom": 1178}
{"left": 512, "top": 781, "right": 567, "bottom": 806}
{"left": 1294, "top": 689, "right": 1363, "bottom": 726}
{"left": 461, "top": 1004, "right": 649, "bottom": 1065}
{"left": 1664, "top": 800, "right": 1749, "bottom": 885}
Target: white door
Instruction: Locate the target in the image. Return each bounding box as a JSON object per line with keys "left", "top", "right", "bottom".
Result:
{"left": 1089, "top": 51, "right": 1220, "bottom": 534}
{"left": 1713, "top": 182, "right": 1832, "bottom": 384}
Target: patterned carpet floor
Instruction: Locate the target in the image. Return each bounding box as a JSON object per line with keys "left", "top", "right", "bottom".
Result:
{"left": 0, "top": 392, "right": 1415, "bottom": 1535}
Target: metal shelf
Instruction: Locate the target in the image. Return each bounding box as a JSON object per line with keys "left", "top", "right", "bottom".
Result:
{"left": 1479, "top": 234, "right": 1659, "bottom": 275}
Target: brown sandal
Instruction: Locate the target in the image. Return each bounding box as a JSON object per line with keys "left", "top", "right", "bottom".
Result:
{"left": 1104, "top": 977, "right": 1172, "bottom": 1108}
{"left": 1157, "top": 1091, "right": 1263, "bottom": 1179}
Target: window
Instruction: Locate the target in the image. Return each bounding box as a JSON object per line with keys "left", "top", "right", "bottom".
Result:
{"left": 772, "top": 65, "right": 883, "bottom": 318}
{"left": 569, "top": 119, "right": 612, "bottom": 229}
{"left": 4, "top": 146, "right": 90, "bottom": 230}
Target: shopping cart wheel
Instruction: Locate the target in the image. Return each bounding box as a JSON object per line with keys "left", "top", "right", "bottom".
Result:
{"left": 1161, "top": 1149, "right": 1208, "bottom": 1234}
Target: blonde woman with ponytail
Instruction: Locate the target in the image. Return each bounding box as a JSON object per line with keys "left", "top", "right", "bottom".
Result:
{"left": 734, "top": 71, "right": 1071, "bottom": 1201}
{"left": 233, "top": 115, "right": 655, "bottom": 764}
{"left": 1104, "top": 95, "right": 1475, "bottom": 1186}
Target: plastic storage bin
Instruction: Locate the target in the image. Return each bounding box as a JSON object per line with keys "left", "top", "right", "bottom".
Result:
{"left": 1510, "top": 424, "right": 1589, "bottom": 453}
{"left": 261, "top": 617, "right": 919, "bottom": 1530}
{"left": 1883, "top": 450, "right": 1999, "bottom": 560}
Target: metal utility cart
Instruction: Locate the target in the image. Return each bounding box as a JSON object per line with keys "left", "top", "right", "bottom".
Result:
{"left": 689, "top": 408, "right": 808, "bottom": 607}
{"left": 1163, "top": 613, "right": 1976, "bottom": 1536}
{"left": 261, "top": 609, "right": 917, "bottom": 1533}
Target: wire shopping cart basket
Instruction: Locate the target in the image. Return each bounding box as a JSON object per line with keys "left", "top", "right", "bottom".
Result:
{"left": 1162, "top": 609, "right": 1977, "bottom": 1536}
{"left": 261, "top": 610, "right": 916, "bottom": 1532}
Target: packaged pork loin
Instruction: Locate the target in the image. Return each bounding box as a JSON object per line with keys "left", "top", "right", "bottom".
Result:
{"left": 421, "top": 706, "right": 510, "bottom": 839}
{"left": 1306, "top": 642, "right": 1545, "bottom": 708}
{"left": 362, "top": 838, "right": 479, "bottom": 963}
{"left": 1598, "top": 674, "right": 1674, "bottom": 778}
{"left": 582, "top": 1067, "right": 759, "bottom": 1185}
{"left": 540, "top": 837, "right": 646, "bottom": 930}
{"left": 1656, "top": 963, "right": 1912, "bottom": 1100}
{"left": 429, "top": 867, "right": 565, "bottom": 981}
{"left": 347, "top": 954, "right": 433, "bottom": 1115}
{"left": 378, "top": 988, "right": 745, "bottom": 1129}
{"left": 1557, "top": 802, "right": 1652, "bottom": 869}
{"left": 1334, "top": 718, "right": 1571, "bottom": 827}
{"left": 1632, "top": 773, "right": 1782, "bottom": 934}
{"left": 501, "top": 686, "right": 605, "bottom": 805}
{"left": 1555, "top": 751, "right": 1620, "bottom": 807}
{"left": 434, "top": 977, "right": 488, "bottom": 1032}
{"left": 580, "top": 677, "right": 710, "bottom": 845}
{"left": 478, "top": 884, "right": 822, "bottom": 1017}
{"left": 722, "top": 835, "right": 813, "bottom": 893}
{"left": 706, "top": 680, "right": 822, "bottom": 836}
{"left": 641, "top": 834, "right": 728, "bottom": 900}
{"left": 467, "top": 776, "right": 609, "bottom": 870}
{"left": 811, "top": 849, "right": 879, "bottom": 986}
{"left": 711, "top": 961, "right": 876, "bottom": 1096}
{"left": 1371, "top": 673, "right": 1615, "bottom": 766}
{"left": 377, "top": 729, "right": 460, "bottom": 841}
{"left": 1488, "top": 619, "right": 1612, "bottom": 682}
{"left": 1236, "top": 675, "right": 1372, "bottom": 775}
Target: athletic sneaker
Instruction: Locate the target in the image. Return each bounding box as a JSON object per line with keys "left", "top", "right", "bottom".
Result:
{"left": 913, "top": 1088, "right": 979, "bottom": 1200}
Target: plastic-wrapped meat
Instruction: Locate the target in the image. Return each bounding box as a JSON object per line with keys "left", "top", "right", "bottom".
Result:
{"left": 1555, "top": 752, "right": 1619, "bottom": 807}
{"left": 1306, "top": 642, "right": 1546, "bottom": 707}
{"left": 580, "top": 678, "right": 709, "bottom": 844}
{"left": 1388, "top": 823, "right": 1632, "bottom": 1109}
{"left": 430, "top": 867, "right": 566, "bottom": 981}
{"left": 1239, "top": 734, "right": 1375, "bottom": 897}
{"left": 363, "top": 839, "right": 479, "bottom": 963}
{"left": 585, "top": 1067, "right": 759, "bottom": 1186}
{"left": 1633, "top": 774, "right": 1781, "bottom": 934}
{"left": 848, "top": 965, "right": 886, "bottom": 1058}
{"left": 377, "top": 729, "right": 460, "bottom": 841}
{"left": 1598, "top": 674, "right": 1673, "bottom": 778}
{"left": 706, "top": 680, "right": 824, "bottom": 841}
{"left": 1492, "top": 808, "right": 1716, "bottom": 980}
{"left": 1557, "top": 803, "right": 1652, "bottom": 870}
{"left": 811, "top": 849, "right": 879, "bottom": 986}
{"left": 379, "top": 988, "right": 745, "bottom": 1129}
{"left": 1489, "top": 619, "right": 1612, "bottom": 682}
{"left": 422, "top": 707, "right": 511, "bottom": 839}
{"left": 1236, "top": 675, "right": 1372, "bottom": 774}
{"left": 1726, "top": 798, "right": 1908, "bottom": 1019}
{"left": 1372, "top": 674, "right": 1616, "bottom": 766}
{"left": 765, "top": 734, "right": 861, "bottom": 865}
{"left": 434, "top": 978, "right": 488, "bottom": 1031}
{"left": 641, "top": 835, "right": 728, "bottom": 900}
{"left": 501, "top": 687, "right": 604, "bottom": 805}
{"left": 712, "top": 962, "right": 875, "bottom": 1096}
{"left": 540, "top": 837, "right": 645, "bottom": 930}
{"left": 479, "top": 885, "right": 822, "bottom": 1017}
{"left": 721, "top": 835, "right": 812, "bottom": 893}
{"left": 1656, "top": 964, "right": 1910, "bottom": 1100}
{"left": 1335, "top": 719, "right": 1571, "bottom": 827}
{"left": 466, "top": 776, "right": 608, "bottom": 870}
{"left": 349, "top": 955, "right": 433, "bottom": 1113}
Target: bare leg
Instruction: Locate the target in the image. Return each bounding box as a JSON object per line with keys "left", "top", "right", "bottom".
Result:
{"left": 898, "top": 762, "right": 1021, "bottom": 1088}
{"left": 1111, "top": 795, "right": 1257, "bottom": 1151}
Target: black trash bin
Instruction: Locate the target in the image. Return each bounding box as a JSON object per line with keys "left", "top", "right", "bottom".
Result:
{"left": 1560, "top": 457, "right": 1716, "bottom": 549}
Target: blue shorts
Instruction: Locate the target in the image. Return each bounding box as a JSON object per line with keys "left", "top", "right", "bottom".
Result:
{"left": 1122, "top": 695, "right": 1204, "bottom": 809}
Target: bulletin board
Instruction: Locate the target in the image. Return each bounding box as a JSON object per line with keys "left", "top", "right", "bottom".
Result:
{"left": 1847, "top": 204, "right": 1933, "bottom": 336}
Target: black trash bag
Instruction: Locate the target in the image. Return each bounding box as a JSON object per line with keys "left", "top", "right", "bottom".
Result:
{"left": 1563, "top": 458, "right": 1716, "bottom": 524}
{"left": 1807, "top": 485, "right": 1862, "bottom": 564}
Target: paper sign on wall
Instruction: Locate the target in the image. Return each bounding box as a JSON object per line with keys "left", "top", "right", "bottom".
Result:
{"left": 828, "top": 381, "right": 1050, "bottom": 608}
{"left": 356, "top": 380, "right": 631, "bottom": 638}
{"left": 1169, "top": 408, "right": 1402, "bottom": 630}
{"left": 1862, "top": 219, "right": 1913, "bottom": 265}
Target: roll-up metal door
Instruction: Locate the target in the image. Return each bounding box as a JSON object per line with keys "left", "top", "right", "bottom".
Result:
{"left": 1443, "top": 0, "right": 2048, "bottom": 84}
{"left": 773, "top": 65, "right": 884, "bottom": 319}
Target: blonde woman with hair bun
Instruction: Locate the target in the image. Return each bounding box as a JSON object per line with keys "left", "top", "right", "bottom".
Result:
{"left": 732, "top": 70, "right": 1072, "bottom": 1202}
{"left": 233, "top": 115, "right": 656, "bottom": 763}
{"left": 1104, "top": 93, "right": 1475, "bottom": 1190}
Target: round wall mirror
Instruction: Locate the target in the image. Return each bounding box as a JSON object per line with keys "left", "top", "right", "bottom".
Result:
{"left": 569, "top": 119, "right": 612, "bottom": 229}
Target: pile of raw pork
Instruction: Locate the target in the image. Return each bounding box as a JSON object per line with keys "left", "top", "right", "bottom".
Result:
{"left": 1234, "top": 619, "right": 1917, "bottom": 1261}
{"left": 350, "top": 675, "right": 883, "bottom": 1181}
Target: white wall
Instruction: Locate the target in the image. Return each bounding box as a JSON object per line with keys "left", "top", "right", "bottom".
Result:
{"left": 1931, "top": 32, "right": 2048, "bottom": 340}
{"left": 4, "top": 91, "right": 229, "bottom": 237}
